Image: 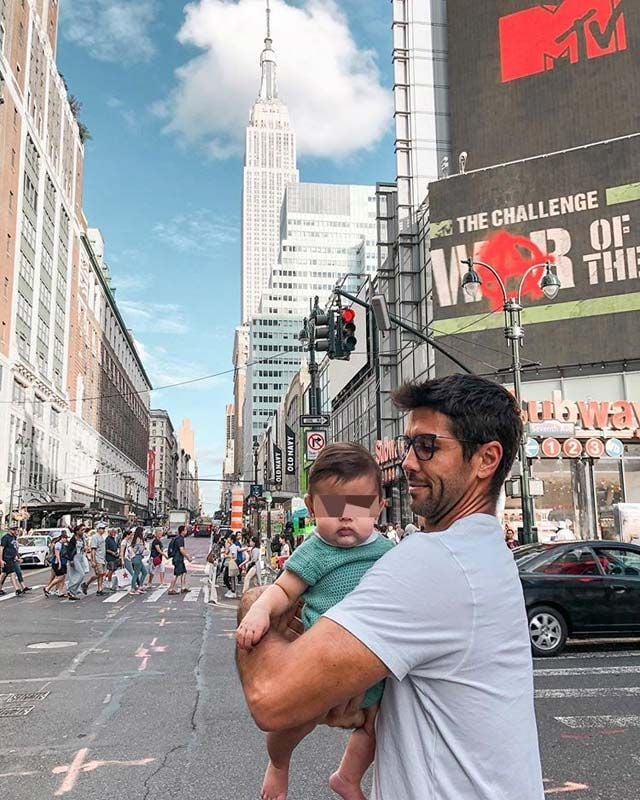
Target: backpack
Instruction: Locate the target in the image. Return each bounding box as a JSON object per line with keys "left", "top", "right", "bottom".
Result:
{"left": 167, "top": 538, "right": 177, "bottom": 558}
{"left": 45, "top": 542, "right": 57, "bottom": 566}
{"left": 65, "top": 537, "right": 77, "bottom": 563}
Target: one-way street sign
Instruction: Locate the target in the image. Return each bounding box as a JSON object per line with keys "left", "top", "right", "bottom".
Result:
{"left": 300, "top": 414, "right": 330, "bottom": 428}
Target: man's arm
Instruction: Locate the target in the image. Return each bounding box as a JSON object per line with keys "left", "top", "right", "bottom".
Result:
{"left": 236, "top": 610, "right": 389, "bottom": 733}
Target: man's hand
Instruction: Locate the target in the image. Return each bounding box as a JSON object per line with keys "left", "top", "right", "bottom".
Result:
{"left": 236, "top": 607, "right": 271, "bottom": 651}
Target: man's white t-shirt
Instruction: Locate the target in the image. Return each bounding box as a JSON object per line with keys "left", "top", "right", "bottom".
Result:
{"left": 324, "top": 513, "right": 544, "bottom": 800}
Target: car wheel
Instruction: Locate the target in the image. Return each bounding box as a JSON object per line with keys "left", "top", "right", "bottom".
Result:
{"left": 528, "top": 606, "right": 568, "bottom": 657}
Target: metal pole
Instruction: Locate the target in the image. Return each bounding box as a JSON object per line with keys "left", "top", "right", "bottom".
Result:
{"left": 308, "top": 345, "right": 319, "bottom": 416}
{"left": 7, "top": 441, "right": 18, "bottom": 524}
{"left": 506, "top": 301, "right": 536, "bottom": 545}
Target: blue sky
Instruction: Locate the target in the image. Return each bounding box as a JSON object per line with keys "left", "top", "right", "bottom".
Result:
{"left": 57, "top": 0, "right": 395, "bottom": 511}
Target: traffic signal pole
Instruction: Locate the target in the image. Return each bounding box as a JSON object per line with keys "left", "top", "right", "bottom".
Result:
{"left": 333, "top": 288, "right": 473, "bottom": 375}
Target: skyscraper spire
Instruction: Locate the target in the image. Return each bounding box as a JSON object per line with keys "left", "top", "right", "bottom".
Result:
{"left": 259, "top": 0, "right": 278, "bottom": 101}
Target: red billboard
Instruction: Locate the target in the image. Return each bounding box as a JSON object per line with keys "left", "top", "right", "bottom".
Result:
{"left": 147, "top": 449, "right": 156, "bottom": 500}
{"left": 448, "top": 0, "right": 640, "bottom": 169}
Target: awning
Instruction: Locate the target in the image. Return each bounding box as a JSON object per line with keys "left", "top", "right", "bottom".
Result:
{"left": 25, "top": 501, "right": 87, "bottom": 515}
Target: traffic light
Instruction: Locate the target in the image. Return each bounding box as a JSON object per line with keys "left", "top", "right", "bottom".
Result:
{"left": 313, "top": 310, "right": 335, "bottom": 355}
{"left": 334, "top": 308, "right": 357, "bottom": 360}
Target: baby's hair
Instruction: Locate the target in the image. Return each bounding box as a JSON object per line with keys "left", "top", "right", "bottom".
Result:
{"left": 308, "top": 442, "right": 383, "bottom": 497}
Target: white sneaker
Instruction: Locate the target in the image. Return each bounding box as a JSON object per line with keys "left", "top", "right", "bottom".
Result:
{"left": 224, "top": 591, "right": 236, "bottom": 598}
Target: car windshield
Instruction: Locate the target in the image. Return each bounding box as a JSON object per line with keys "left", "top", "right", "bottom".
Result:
{"left": 514, "top": 544, "right": 553, "bottom": 570}
{"left": 18, "top": 536, "right": 48, "bottom": 548}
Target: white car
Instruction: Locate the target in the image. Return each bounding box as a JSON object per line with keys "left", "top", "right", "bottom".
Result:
{"left": 17, "top": 533, "right": 53, "bottom": 567}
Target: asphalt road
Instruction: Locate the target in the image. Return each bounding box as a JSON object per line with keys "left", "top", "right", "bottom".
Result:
{"left": 0, "top": 536, "right": 639, "bottom": 799}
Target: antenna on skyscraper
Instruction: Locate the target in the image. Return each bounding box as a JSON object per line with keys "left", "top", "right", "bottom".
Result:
{"left": 266, "top": 0, "right": 272, "bottom": 44}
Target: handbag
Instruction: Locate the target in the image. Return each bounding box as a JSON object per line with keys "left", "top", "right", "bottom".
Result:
{"left": 206, "top": 550, "right": 216, "bottom": 565}
{"left": 152, "top": 555, "right": 162, "bottom": 567}
{"left": 227, "top": 558, "right": 239, "bottom": 577}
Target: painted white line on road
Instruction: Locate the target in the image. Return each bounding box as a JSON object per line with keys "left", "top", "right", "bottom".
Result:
{"left": 537, "top": 687, "right": 640, "bottom": 699}
{"left": 0, "top": 770, "right": 37, "bottom": 778}
{"left": 183, "top": 588, "right": 201, "bottom": 603}
{"left": 555, "top": 715, "right": 640, "bottom": 729}
{"left": 0, "top": 591, "right": 18, "bottom": 602}
{"left": 536, "top": 650, "right": 640, "bottom": 661}
{"left": 544, "top": 781, "right": 589, "bottom": 795}
{"left": 203, "top": 587, "right": 209, "bottom": 604}
{"left": 535, "top": 666, "right": 640, "bottom": 677}
{"left": 102, "top": 592, "right": 128, "bottom": 604}
{"left": 143, "top": 586, "right": 168, "bottom": 603}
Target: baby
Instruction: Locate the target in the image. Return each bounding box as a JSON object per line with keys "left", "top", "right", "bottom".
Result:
{"left": 236, "top": 442, "right": 393, "bottom": 800}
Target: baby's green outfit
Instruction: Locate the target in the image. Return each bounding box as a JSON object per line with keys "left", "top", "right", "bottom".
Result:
{"left": 284, "top": 531, "right": 394, "bottom": 708}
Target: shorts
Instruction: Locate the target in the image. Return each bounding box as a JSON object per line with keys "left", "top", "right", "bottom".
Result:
{"left": 53, "top": 563, "right": 67, "bottom": 577}
{"left": 2, "top": 561, "right": 16, "bottom": 575}
{"left": 106, "top": 559, "right": 119, "bottom": 573}
{"left": 173, "top": 559, "right": 187, "bottom": 577}
{"left": 94, "top": 562, "right": 106, "bottom": 576}
{"left": 150, "top": 558, "right": 165, "bottom": 575}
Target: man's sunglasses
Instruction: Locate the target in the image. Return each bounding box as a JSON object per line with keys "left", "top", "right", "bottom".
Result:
{"left": 395, "top": 434, "right": 478, "bottom": 462}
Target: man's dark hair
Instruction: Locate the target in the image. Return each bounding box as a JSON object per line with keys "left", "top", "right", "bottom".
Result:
{"left": 178, "top": 525, "right": 185, "bottom": 535}
{"left": 392, "top": 375, "right": 522, "bottom": 496}
{"left": 308, "top": 442, "right": 383, "bottom": 497}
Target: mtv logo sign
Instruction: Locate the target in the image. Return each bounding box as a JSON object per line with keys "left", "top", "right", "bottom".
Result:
{"left": 499, "top": 0, "right": 628, "bottom": 83}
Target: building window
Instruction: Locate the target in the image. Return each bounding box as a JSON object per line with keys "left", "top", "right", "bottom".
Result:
{"left": 12, "top": 380, "right": 26, "bottom": 404}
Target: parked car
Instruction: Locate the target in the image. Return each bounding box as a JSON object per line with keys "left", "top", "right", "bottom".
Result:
{"left": 515, "top": 540, "right": 640, "bottom": 657}
{"left": 17, "top": 533, "right": 54, "bottom": 566}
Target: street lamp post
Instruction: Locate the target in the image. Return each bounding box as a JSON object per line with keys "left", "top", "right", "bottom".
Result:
{"left": 461, "top": 259, "right": 561, "bottom": 545}
{"left": 253, "top": 443, "right": 261, "bottom": 536}
{"left": 93, "top": 468, "right": 99, "bottom": 505}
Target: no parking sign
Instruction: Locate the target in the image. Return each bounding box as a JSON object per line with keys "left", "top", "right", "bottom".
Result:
{"left": 306, "top": 431, "right": 326, "bottom": 462}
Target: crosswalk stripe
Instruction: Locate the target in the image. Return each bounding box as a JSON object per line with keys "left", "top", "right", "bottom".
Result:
{"left": 203, "top": 587, "right": 209, "bottom": 604}
{"left": 184, "top": 588, "right": 201, "bottom": 603}
{"left": 535, "top": 650, "right": 640, "bottom": 661}
{"left": 144, "top": 586, "right": 168, "bottom": 603}
{"left": 555, "top": 715, "right": 640, "bottom": 728}
{"left": 0, "top": 585, "right": 44, "bottom": 602}
{"left": 537, "top": 687, "right": 640, "bottom": 699}
{"left": 535, "top": 666, "right": 640, "bottom": 677}
{"left": 102, "top": 591, "right": 129, "bottom": 604}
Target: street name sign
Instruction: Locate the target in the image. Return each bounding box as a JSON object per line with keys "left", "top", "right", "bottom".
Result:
{"left": 300, "top": 414, "right": 330, "bottom": 428}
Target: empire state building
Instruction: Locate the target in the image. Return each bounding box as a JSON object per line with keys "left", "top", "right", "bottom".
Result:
{"left": 241, "top": 1, "right": 299, "bottom": 323}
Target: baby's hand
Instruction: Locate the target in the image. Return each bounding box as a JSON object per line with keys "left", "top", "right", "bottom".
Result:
{"left": 236, "top": 607, "right": 271, "bottom": 651}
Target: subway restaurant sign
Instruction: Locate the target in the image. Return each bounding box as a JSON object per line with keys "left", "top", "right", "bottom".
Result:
{"left": 427, "top": 135, "right": 640, "bottom": 377}
{"left": 525, "top": 391, "right": 638, "bottom": 459}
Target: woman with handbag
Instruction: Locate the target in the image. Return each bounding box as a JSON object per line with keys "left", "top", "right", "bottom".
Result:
{"left": 242, "top": 536, "right": 263, "bottom": 595}
{"left": 223, "top": 535, "right": 240, "bottom": 598}
{"left": 130, "top": 528, "right": 148, "bottom": 594}
{"left": 148, "top": 528, "right": 166, "bottom": 587}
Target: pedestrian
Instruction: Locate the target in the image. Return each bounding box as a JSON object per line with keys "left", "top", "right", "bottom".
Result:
{"left": 83, "top": 523, "right": 108, "bottom": 595}
{"left": 147, "top": 528, "right": 166, "bottom": 587}
{"left": 242, "top": 536, "right": 262, "bottom": 595}
{"left": 236, "top": 442, "right": 392, "bottom": 800}
{"left": 167, "top": 525, "right": 192, "bottom": 595}
{"left": 130, "top": 528, "right": 148, "bottom": 594}
{"left": 236, "top": 374, "right": 545, "bottom": 800}
{"left": 43, "top": 532, "right": 69, "bottom": 597}
{"left": 384, "top": 523, "right": 399, "bottom": 544}
{"left": 65, "top": 525, "right": 89, "bottom": 600}
{"left": 504, "top": 526, "right": 519, "bottom": 551}
{"left": 0, "top": 525, "right": 25, "bottom": 596}
{"left": 403, "top": 519, "right": 419, "bottom": 537}
{"left": 222, "top": 533, "right": 239, "bottom": 598}
{"left": 119, "top": 530, "right": 136, "bottom": 594}
{"left": 105, "top": 527, "right": 120, "bottom": 591}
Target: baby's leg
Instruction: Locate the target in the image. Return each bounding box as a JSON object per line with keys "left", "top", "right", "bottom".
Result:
{"left": 329, "top": 705, "right": 377, "bottom": 800}
{"left": 262, "top": 721, "right": 316, "bottom": 800}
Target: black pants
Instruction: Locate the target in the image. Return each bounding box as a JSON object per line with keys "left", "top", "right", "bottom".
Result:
{"left": 223, "top": 568, "right": 236, "bottom": 592}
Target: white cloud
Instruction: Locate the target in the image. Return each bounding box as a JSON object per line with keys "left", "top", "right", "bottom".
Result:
{"left": 155, "top": 0, "right": 392, "bottom": 160}
{"left": 118, "top": 300, "right": 189, "bottom": 335}
{"left": 153, "top": 210, "right": 238, "bottom": 253}
{"left": 60, "top": 0, "right": 157, "bottom": 64}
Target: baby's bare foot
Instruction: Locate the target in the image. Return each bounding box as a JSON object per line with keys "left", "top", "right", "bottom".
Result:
{"left": 261, "top": 760, "right": 290, "bottom": 800}
{"left": 329, "top": 771, "right": 367, "bottom": 800}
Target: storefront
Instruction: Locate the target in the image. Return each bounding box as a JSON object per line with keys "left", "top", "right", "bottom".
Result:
{"left": 374, "top": 439, "right": 413, "bottom": 526}
{"left": 505, "top": 391, "right": 640, "bottom": 542}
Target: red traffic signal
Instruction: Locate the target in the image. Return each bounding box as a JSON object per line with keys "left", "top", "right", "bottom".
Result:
{"left": 341, "top": 308, "right": 356, "bottom": 324}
